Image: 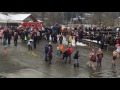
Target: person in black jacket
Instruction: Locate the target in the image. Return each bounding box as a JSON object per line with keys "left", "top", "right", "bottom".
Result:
{"left": 33, "top": 34, "right": 37, "bottom": 49}
{"left": 7, "top": 31, "right": 12, "bottom": 45}
{"left": 73, "top": 51, "right": 80, "bottom": 67}
{"left": 46, "top": 30, "right": 50, "bottom": 42}
{"left": 59, "top": 35, "right": 63, "bottom": 44}
{"left": 62, "top": 49, "right": 68, "bottom": 63}
{"left": 54, "top": 34, "right": 57, "bottom": 43}
{"left": 14, "top": 32, "right": 18, "bottom": 46}
{"left": 48, "top": 46, "right": 52, "bottom": 64}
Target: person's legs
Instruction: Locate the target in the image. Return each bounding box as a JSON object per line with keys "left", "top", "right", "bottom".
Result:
{"left": 112, "top": 57, "right": 116, "bottom": 66}
{"left": 77, "top": 59, "right": 79, "bottom": 67}
{"left": 37, "top": 36, "right": 40, "bottom": 43}
{"left": 92, "top": 61, "right": 96, "bottom": 70}
{"left": 16, "top": 40, "right": 17, "bottom": 46}
{"left": 28, "top": 45, "right": 30, "bottom": 51}
{"left": 4, "top": 46, "right": 7, "bottom": 55}
{"left": 74, "top": 59, "right": 77, "bottom": 67}
{"left": 34, "top": 43, "right": 36, "bottom": 49}
{"left": 65, "top": 56, "right": 68, "bottom": 63}
{"left": 69, "top": 54, "right": 71, "bottom": 64}
{"left": 45, "top": 53, "right": 48, "bottom": 61}
{"left": 49, "top": 55, "right": 52, "bottom": 64}
{"left": 8, "top": 38, "right": 10, "bottom": 45}
{"left": 99, "top": 59, "right": 102, "bottom": 67}
{"left": 14, "top": 40, "right": 16, "bottom": 45}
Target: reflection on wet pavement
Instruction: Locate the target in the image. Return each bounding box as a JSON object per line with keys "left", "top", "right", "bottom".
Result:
{"left": 0, "top": 37, "right": 120, "bottom": 78}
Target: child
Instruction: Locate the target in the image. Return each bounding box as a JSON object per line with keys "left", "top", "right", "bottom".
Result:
{"left": 27, "top": 39, "right": 33, "bottom": 51}
{"left": 96, "top": 48, "right": 103, "bottom": 67}
{"left": 62, "top": 49, "right": 68, "bottom": 63}
{"left": 73, "top": 51, "right": 80, "bottom": 67}
{"left": 112, "top": 50, "right": 118, "bottom": 66}
{"left": 45, "top": 44, "right": 48, "bottom": 61}
{"left": 58, "top": 42, "right": 64, "bottom": 59}
{"left": 3, "top": 39, "right": 8, "bottom": 55}
{"left": 56, "top": 46, "right": 60, "bottom": 60}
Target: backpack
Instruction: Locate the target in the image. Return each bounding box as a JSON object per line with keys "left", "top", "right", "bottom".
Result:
{"left": 73, "top": 53, "right": 78, "bottom": 59}
{"left": 67, "top": 48, "right": 73, "bottom": 55}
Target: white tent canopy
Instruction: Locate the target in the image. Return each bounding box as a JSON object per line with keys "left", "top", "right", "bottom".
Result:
{"left": 0, "top": 13, "right": 32, "bottom": 23}
{"left": 8, "top": 14, "right": 31, "bottom": 21}
{"left": 0, "top": 14, "right": 14, "bottom": 22}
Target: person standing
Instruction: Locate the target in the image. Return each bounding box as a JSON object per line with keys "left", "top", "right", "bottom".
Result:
{"left": 100, "top": 36, "right": 105, "bottom": 49}
{"left": 33, "top": 34, "right": 37, "bottom": 49}
{"left": 27, "top": 38, "right": 33, "bottom": 51}
{"left": 54, "top": 34, "right": 57, "bottom": 43}
{"left": 73, "top": 51, "right": 80, "bottom": 67}
{"left": 14, "top": 32, "right": 18, "bottom": 46}
{"left": 112, "top": 50, "right": 118, "bottom": 66}
{"left": 3, "top": 38, "right": 8, "bottom": 55}
{"left": 56, "top": 46, "right": 60, "bottom": 60}
{"left": 59, "top": 35, "right": 63, "bottom": 44}
{"left": 45, "top": 44, "right": 48, "bottom": 61}
{"left": 37, "top": 30, "right": 40, "bottom": 43}
{"left": 0, "top": 30, "right": 3, "bottom": 43}
{"left": 48, "top": 46, "right": 52, "bottom": 64}
{"left": 46, "top": 30, "right": 50, "bottom": 42}
{"left": 62, "top": 49, "right": 68, "bottom": 63}
{"left": 68, "top": 34, "right": 72, "bottom": 46}
{"left": 96, "top": 48, "right": 103, "bottom": 67}
{"left": 58, "top": 42, "right": 64, "bottom": 59}
{"left": 66, "top": 45, "right": 73, "bottom": 64}
{"left": 7, "top": 31, "right": 12, "bottom": 45}
{"left": 75, "top": 32, "right": 79, "bottom": 46}
{"left": 89, "top": 49, "right": 96, "bottom": 70}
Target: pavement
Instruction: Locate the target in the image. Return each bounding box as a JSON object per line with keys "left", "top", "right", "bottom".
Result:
{"left": 0, "top": 37, "right": 120, "bottom": 78}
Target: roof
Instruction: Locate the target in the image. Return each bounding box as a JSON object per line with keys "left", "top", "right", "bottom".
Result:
{"left": 0, "top": 14, "right": 13, "bottom": 21}
{"left": 8, "top": 14, "right": 31, "bottom": 21}
{"left": 0, "top": 13, "right": 38, "bottom": 23}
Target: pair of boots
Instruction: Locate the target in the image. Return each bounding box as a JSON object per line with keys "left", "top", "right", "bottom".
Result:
{"left": 74, "top": 63, "right": 79, "bottom": 67}
{"left": 112, "top": 63, "right": 116, "bottom": 66}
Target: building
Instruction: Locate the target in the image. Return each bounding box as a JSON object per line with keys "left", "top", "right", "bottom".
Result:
{"left": 0, "top": 13, "right": 38, "bottom": 26}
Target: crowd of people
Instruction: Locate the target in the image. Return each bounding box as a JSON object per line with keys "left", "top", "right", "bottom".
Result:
{"left": 0, "top": 24, "right": 120, "bottom": 71}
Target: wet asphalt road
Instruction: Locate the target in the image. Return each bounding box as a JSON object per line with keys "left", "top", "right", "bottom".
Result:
{"left": 0, "top": 37, "right": 120, "bottom": 78}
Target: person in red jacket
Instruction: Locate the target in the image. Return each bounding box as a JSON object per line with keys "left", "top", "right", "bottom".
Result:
{"left": 65, "top": 45, "right": 73, "bottom": 64}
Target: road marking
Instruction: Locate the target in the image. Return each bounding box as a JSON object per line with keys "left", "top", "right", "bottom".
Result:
{"left": 27, "top": 51, "right": 38, "bottom": 57}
